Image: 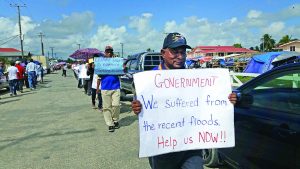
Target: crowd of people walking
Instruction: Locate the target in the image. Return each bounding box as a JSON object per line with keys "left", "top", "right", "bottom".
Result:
{"left": 2, "top": 59, "right": 44, "bottom": 97}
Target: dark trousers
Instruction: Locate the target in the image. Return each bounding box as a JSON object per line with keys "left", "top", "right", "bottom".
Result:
{"left": 83, "top": 80, "right": 89, "bottom": 94}
{"left": 62, "top": 70, "right": 66, "bottom": 77}
{"left": 78, "top": 78, "right": 82, "bottom": 88}
{"left": 9, "top": 79, "right": 18, "bottom": 95}
{"left": 17, "top": 79, "right": 24, "bottom": 91}
{"left": 87, "top": 80, "right": 92, "bottom": 95}
{"left": 91, "top": 88, "right": 102, "bottom": 108}
{"left": 24, "top": 74, "right": 29, "bottom": 88}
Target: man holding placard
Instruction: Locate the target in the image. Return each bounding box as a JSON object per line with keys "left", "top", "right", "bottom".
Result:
{"left": 99, "top": 46, "right": 121, "bottom": 132}
{"left": 132, "top": 33, "right": 237, "bottom": 169}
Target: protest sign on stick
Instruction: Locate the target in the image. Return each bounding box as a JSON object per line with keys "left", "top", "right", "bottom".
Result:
{"left": 133, "top": 68, "right": 235, "bottom": 158}
{"left": 94, "top": 57, "right": 124, "bottom": 75}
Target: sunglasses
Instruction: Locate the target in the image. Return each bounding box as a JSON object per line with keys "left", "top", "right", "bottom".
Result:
{"left": 105, "top": 50, "right": 113, "bottom": 53}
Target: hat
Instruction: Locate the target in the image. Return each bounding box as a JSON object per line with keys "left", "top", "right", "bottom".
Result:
{"left": 163, "top": 32, "right": 191, "bottom": 49}
{"left": 15, "top": 61, "right": 21, "bottom": 64}
{"left": 105, "top": 46, "right": 113, "bottom": 51}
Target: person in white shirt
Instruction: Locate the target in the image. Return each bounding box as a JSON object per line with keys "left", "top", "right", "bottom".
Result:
{"left": 62, "top": 64, "right": 67, "bottom": 77}
{"left": 78, "top": 62, "right": 90, "bottom": 93}
{"left": 90, "top": 63, "right": 102, "bottom": 109}
{"left": 26, "top": 59, "right": 37, "bottom": 90}
{"left": 7, "top": 61, "right": 19, "bottom": 96}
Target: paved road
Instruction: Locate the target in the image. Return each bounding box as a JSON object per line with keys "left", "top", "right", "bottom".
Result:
{"left": 0, "top": 71, "right": 149, "bottom": 169}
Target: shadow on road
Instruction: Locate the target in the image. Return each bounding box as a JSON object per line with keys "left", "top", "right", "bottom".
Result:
{"left": 120, "top": 102, "right": 132, "bottom": 113}
{"left": 0, "top": 98, "right": 21, "bottom": 104}
{"left": 39, "top": 128, "right": 96, "bottom": 138}
{"left": 119, "top": 115, "right": 138, "bottom": 127}
{"left": 0, "top": 132, "right": 41, "bottom": 151}
{"left": 0, "top": 128, "right": 97, "bottom": 151}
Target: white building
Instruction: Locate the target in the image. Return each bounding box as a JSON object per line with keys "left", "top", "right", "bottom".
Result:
{"left": 275, "top": 40, "right": 300, "bottom": 52}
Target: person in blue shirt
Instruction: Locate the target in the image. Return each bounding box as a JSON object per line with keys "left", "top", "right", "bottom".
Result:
{"left": 131, "top": 32, "right": 237, "bottom": 169}
{"left": 100, "top": 46, "right": 121, "bottom": 132}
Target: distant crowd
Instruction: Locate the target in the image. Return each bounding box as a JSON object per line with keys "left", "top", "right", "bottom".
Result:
{"left": 0, "top": 59, "right": 44, "bottom": 97}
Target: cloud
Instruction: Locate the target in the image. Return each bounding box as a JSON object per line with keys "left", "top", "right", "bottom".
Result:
{"left": 40, "top": 11, "right": 94, "bottom": 38}
{"left": 247, "top": 10, "right": 262, "bottom": 19}
{"left": 262, "top": 22, "right": 285, "bottom": 35}
{"left": 0, "top": 17, "right": 16, "bottom": 37}
{"left": 89, "top": 25, "right": 127, "bottom": 51}
{"left": 128, "top": 12, "right": 153, "bottom": 33}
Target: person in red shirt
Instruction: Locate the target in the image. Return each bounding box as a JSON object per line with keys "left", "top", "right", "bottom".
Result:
{"left": 15, "top": 61, "right": 25, "bottom": 93}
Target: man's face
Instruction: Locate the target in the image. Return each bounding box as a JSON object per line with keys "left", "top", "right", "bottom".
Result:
{"left": 161, "top": 46, "right": 187, "bottom": 69}
{"left": 105, "top": 50, "right": 113, "bottom": 57}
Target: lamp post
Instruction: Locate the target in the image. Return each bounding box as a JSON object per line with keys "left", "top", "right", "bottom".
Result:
{"left": 120, "top": 42, "right": 124, "bottom": 58}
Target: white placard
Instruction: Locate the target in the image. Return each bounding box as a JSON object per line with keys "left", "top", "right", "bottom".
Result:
{"left": 134, "top": 68, "right": 235, "bottom": 158}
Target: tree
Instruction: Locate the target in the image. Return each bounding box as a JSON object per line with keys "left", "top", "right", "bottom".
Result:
{"left": 66, "top": 58, "right": 74, "bottom": 63}
{"left": 278, "top": 35, "right": 292, "bottom": 45}
{"left": 233, "top": 43, "right": 243, "bottom": 48}
{"left": 260, "top": 34, "right": 276, "bottom": 52}
{"left": 249, "top": 47, "right": 254, "bottom": 50}
{"left": 255, "top": 46, "right": 260, "bottom": 51}
{"left": 146, "top": 48, "right": 153, "bottom": 52}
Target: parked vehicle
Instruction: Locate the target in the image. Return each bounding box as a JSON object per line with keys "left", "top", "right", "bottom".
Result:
{"left": 0, "top": 74, "right": 9, "bottom": 90}
{"left": 120, "top": 52, "right": 162, "bottom": 99}
{"left": 203, "top": 63, "right": 300, "bottom": 169}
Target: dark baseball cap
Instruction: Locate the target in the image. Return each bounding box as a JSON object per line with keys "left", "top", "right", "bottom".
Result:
{"left": 105, "top": 46, "right": 113, "bottom": 51}
{"left": 163, "top": 32, "right": 191, "bottom": 49}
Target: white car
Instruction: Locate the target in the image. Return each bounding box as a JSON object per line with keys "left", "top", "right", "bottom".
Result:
{"left": 0, "top": 74, "right": 9, "bottom": 90}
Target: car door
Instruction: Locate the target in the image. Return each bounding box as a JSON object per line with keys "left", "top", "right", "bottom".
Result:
{"left": 121, "top": 59, "right": 139, "bottom": 92}
{"left": 224, "top": 69, "right": 300, "bottom": 169}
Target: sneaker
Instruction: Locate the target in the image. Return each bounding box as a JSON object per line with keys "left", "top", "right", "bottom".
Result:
{"left": 10, "top": 94, "right": 13, "bottom": 97}
{"left": 108, "top": 126, "right": 115, "bottom": 132}
{"left": 92, "top": 104, "right": 97, "bottom": 109}
{"left": 114, "top": 122, "right": 120, "bottom": 129}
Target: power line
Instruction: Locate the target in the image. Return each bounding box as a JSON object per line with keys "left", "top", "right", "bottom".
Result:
{"left": 0, "top": 35, "right": 19, "bottom": 42}
{"left": 0, "top": 35, "right": 19, "bottom": 46}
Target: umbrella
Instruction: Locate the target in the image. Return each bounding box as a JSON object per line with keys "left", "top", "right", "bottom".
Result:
{"left": 69, "top": 48, "right": 104, "bottom": 60}
{"left": 33, "top": 60, "right": 40, "bottom": 64}
{"left": 272, "top": 51, "right": 300, "bottom": 63}
{"left": 58, "top": 61, "right": 66, "bottom": 65}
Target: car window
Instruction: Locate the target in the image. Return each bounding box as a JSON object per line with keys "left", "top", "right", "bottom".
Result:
{"left": 248, "top": 72, "right": 300, "bottom": 114}
{"left": 129, "top": 59, "right": 138, "bottom": 70}
{"left": 144, "top": 54, "right": 162, "bottom": 70}
{"left": 125, "top": 60, "right": 131, "bottom": 70}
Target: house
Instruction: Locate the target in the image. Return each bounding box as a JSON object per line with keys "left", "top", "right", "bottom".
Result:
{"left": 187, "top": 46, "right": 255, "bottom": 59}
{"left": 0, "top": 48, "right": 22, "bottom": 61}
{"left": 275, "top": 40, "right": 300, "bottom": 52}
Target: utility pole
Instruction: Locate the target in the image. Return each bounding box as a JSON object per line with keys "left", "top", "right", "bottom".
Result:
{"left": 120, "top": 42, "right": 124, "bottom": 58}
{"left": 38, "top": 32, "right": 45, "bottom": 56}
{"left": 10, "top": 3, "right": 26, "bottom": 58}
{"left": 50, "top": 47, "right": 54, "bottom": 59}
{"left": 77, "top": 43, "right": 81, "bottom": 49}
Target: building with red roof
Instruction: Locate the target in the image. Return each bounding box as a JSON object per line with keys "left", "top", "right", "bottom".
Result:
{"left": 0, "top": 48, "right": 22, "bottom": 60}
{"left": 0, "top": 48, "right": 21, "bottom": 53}
{"left": 187, "top": 46, "right": 255, "bottom": 58}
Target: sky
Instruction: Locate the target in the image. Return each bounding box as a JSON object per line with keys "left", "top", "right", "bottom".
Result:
{"left": 0, "top": 0, "right": 300, "bottom": 59}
